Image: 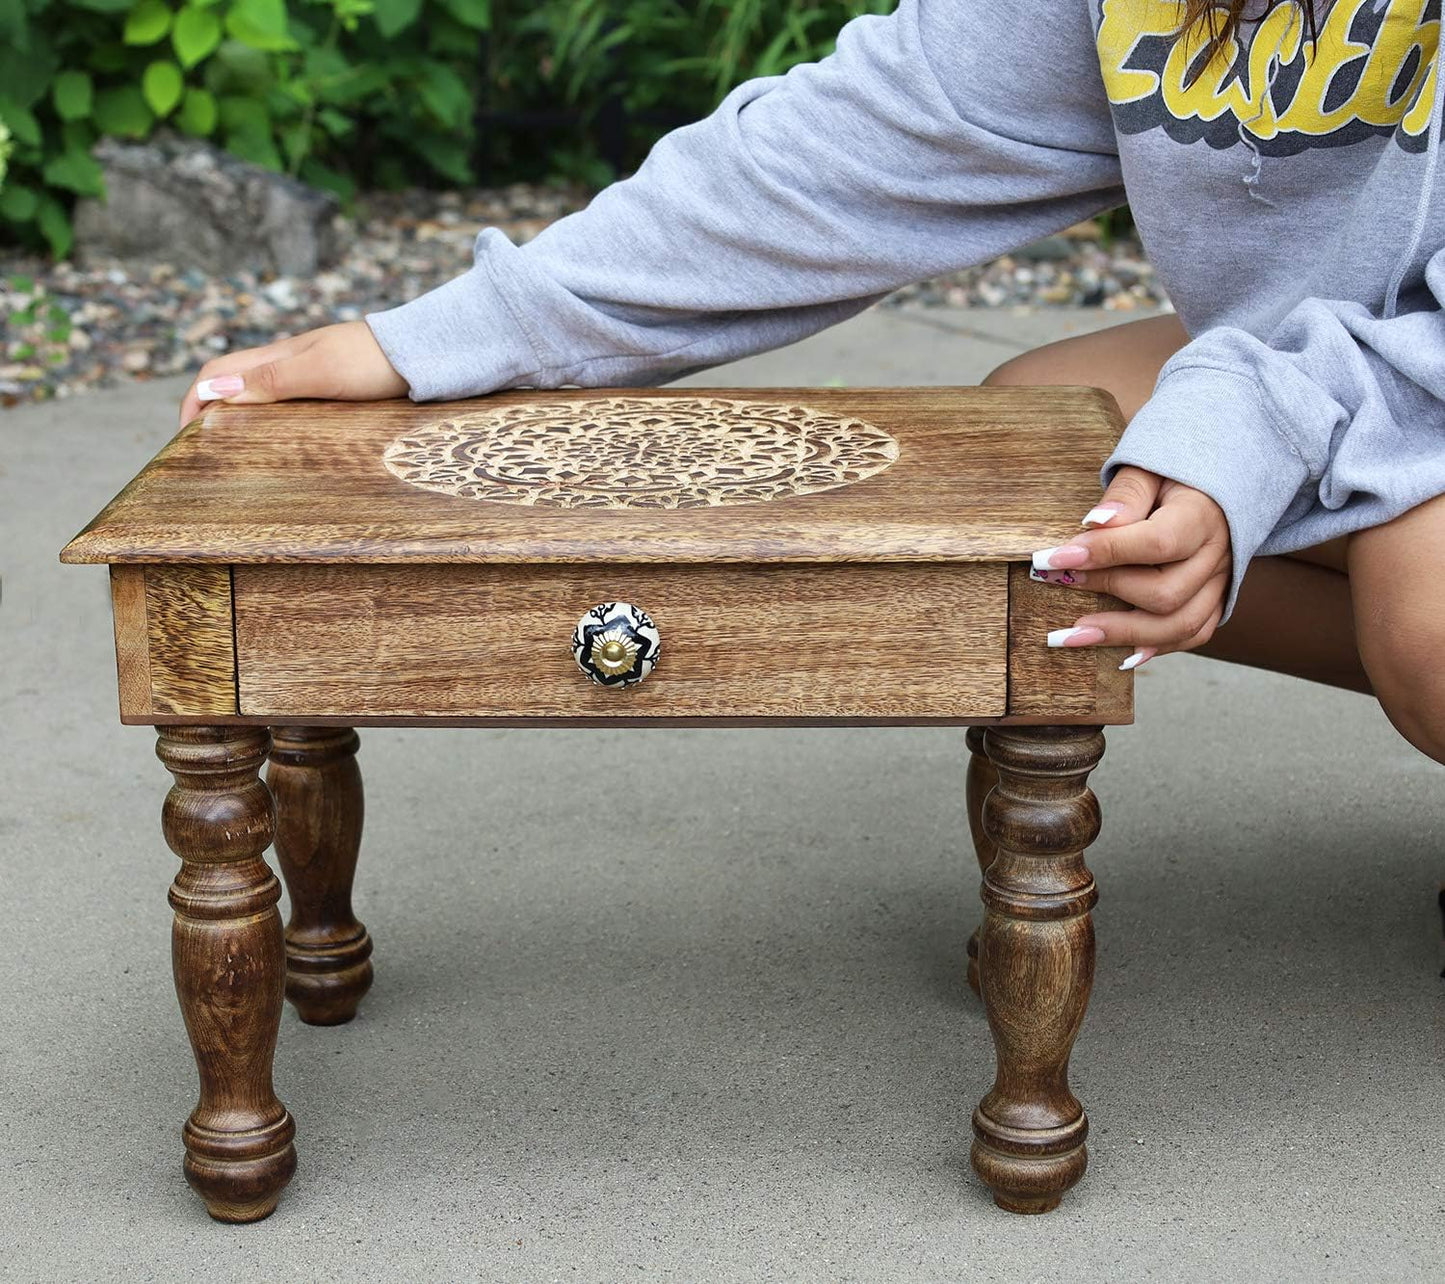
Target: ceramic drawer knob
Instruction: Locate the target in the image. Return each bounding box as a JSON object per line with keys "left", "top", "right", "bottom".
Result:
{"left": 572, "top": 602, "right": 661, "bottom": 687}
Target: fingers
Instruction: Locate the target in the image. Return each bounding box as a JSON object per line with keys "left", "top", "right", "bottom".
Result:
{"left": 1081, "top": 465, "right": 1162, "bottom": 529}
{"left": 223, "top": 347, "right": 343, "bottom": 407}
{"left": 178, "top": 333, "right": 315, "bottom": 427}
{"left": 1032, "top": 538, "right": 1229, "bottom": 615}
{"left": 1032, "top": 472, "right": 1234, "bottom": 667}
{"left": 1054, "top": 569, "right": 1228, "bottom": 653}
{"left": 1081, "top": 485, "right": 1228, "bottom": 568}
{"left": 176, "top": 321, "right": 408, "bottom": 427}
{"left": 1035, "top": 482, "right": 1229, "bottom": 573}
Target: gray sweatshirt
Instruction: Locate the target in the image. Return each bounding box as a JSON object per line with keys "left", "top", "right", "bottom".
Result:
{"left": 366, "top": 0, "right": 1445, "bottom": 620}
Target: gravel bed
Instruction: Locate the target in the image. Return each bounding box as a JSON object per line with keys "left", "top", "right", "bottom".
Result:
{"left": 0, "top": 182, "right": 1169, "bottom": 408}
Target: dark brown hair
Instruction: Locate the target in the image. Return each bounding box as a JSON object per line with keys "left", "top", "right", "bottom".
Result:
{"left": 1176, "top": 0, "right": 1323, "bottom": 89}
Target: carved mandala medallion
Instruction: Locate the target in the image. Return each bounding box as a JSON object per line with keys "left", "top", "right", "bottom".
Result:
{"left": 382, "top": 395, "right": 900, "bottom": 509}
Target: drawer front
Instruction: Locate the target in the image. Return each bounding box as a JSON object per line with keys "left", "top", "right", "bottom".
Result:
{"left": 233, "top": 562, "right": 1008, "bottom": 720}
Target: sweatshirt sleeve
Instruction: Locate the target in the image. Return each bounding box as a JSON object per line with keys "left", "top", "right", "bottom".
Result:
{"left": 1101, "top": 245, "right": 1445, "bottom": 623}
{"left": 364, "top": 0, "right": 1125, "bottom": 400}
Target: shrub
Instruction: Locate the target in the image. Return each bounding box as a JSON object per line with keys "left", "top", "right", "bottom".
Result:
{"left": 0, "top": 0, "right": 898, "bottom": 258}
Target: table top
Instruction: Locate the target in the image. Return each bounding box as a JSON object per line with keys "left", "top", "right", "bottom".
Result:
{"left": 60, "top": 385, "right": 1124, "bottom": 565}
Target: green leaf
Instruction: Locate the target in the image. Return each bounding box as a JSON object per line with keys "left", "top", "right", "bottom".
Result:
{"left": 35, "top": 194, "right": 73, "bottom": 258}
{"left": 69, "top": 0, "right": 136, "bottom": 11}
{"left": 52, "top": 70, "right": 94, "bottom": 121}
{"left": 208, "top": 39, "right": 271, "bottom": 90}
{"left": 437, "top": 0, "right": 488, "bottom": 29}
{"left": 224, "top": 0, "right": 296, "bottom": 51}
{"left": 318, "top": 64, "right": 390, "bottom": 106}
{"left": 93, "top": 85, "right": 155, "bottom": 137}
{"left": 124, "top": 0, "right": 173, "bottom": 45}
{"left": 143, "top": 60, "right": 185, "bottom": 116}
{"left": 0, "top": 0, "right": 28, "bottom": 51}
{"left": 424, "top": 12, "right": 477, "bottom": 56}
{"left": 0, "top": 183, "right": 40, "bottom": 222}
{"left": 176, "top": 85, "right": 217, "bottom": 134}
{"left": 298, "top": 156, "right": 355, "bottom": 201}
{"left": 279, "top": 120, "right": 309, "bottom": 165}
{"left": 218, "top": 92, "right": 281, "bottom": 167}
{"left": 218, "top": 93, "right": 268, "bottom": 133}
{"left": 0, "top": 37, "right": 59, "bottom": 108}
{"left": 371, "top": 0, "right": 421, "bottom": 38}
{"left": 415, "top": 61, "right": 471, "bottom": 129}
{"left": 0, "top": 96, "right": 42, "bottom": 146}
{"left": 316, "top": 106, "right": 351, "bottom": 137}
{"left": 224, "top": 127, "right": 282, "bottom": 169}
{"left": 172, "top": 5, "right": 222, "bottom": 66}
{"left": 409, "top": 132, "right": 471, "bottom": 185}
{"left": 301, "top": 42, "right": 348, "bottom": 82}
{"left": 43, "top": 148, "right": 106, "bottom": 196}
{"left": 61, "top": 119, "right": 97, "bottom": 154}
{"left": 8, "top": 274, "right": 35, "bottom": 291}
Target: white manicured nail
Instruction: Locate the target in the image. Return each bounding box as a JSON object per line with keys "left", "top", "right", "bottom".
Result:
{"left": 1082, "top": 505, "right": 1123, "bottom": 527}
{"left": 196, "top": 374, "right": 244, "bottom": 401}
{"left": 1047, "top": 626, "right": 1105, "bottom": 647}
{"left": 1119, "top": 648, "right": 1157, "bottom": 671}
{"left": 1032, "top": 544, "right": 1088, "bottom": 571}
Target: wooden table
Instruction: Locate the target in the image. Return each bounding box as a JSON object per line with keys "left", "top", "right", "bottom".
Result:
{"left": 61, "top": 385, "right": 1132, "bottom": 1222}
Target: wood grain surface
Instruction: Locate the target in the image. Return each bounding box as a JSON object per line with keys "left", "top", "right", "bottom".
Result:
{"left": 158, "top": 726, "right": 296, "bottom": 1222}
{"left": 233, "top": 561, "right": 1010, "bottom": 720}
{"left": 145, "top": 565, "right": 238, "bottom": 716}
{"left": 1005, "top": 565, "right": 1132, "bottom": 722}
{"left": 60, "top": 386, "right": 1126, "bottom": 565}
{"left": 972, "top": 725, "right": 1103, "bottom": 1215}
{"left": 267, "top": 728, "right": 373, "bottom": 1027}
{"left": 109, "top": 565, "right": 152, "bottom": 719}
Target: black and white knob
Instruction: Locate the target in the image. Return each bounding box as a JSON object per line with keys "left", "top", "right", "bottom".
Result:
{"left": 572, "top": 602, "right": 661, "bottom": 687}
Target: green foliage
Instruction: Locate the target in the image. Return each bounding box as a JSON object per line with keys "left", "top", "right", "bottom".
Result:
{"left": 5, "top": 273, "right": 72, "bottom": 371}
{"left": 2, "top": 0, "right": 908, "bottom": 259}
{"left": 477, "top": 0, "right": 899, "bottom": 186}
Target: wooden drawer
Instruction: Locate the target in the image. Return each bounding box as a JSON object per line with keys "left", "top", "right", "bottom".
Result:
{"left": 231, "top": 562, "right": 1009, "bottom": 721}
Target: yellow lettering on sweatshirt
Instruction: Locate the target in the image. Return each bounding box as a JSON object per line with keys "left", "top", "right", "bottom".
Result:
{"left": 1095, "top": 0, "right": 1183, "bottom": 103}
{"left": 1096, "top": 0, "right": 1439, "bottom": 146}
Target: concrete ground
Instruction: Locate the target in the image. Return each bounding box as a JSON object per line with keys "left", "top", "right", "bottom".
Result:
{"left": 2, "top": 305, "right": 1441, "bottom": 1282}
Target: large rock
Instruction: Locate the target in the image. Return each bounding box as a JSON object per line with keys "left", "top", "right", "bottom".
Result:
{"left": 72, "top": 134, "right": 341, "bottom": 275}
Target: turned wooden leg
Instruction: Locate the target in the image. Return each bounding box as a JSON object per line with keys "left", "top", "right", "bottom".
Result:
{"left": 964, "top": 726, "right": 999, "bottom": 997}
{"left": 971, "top": 725, "right": 1102, "bottom": 1215}
{"left": 158, "top": 727, "right": 297, "bottom": 1223}
{"left": 267, "top": 727, "right": 373, "bottom": 1026}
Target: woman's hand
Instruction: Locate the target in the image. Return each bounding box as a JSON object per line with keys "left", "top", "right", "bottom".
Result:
{"left": 1029, "top": 465, "right": 1231, "bottom": 670}
{"left": 177, "top": 320, "right": 409, "bottom": 427}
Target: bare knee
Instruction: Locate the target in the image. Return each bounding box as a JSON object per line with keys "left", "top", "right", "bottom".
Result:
{"left": 981, "top": 351, "right": 1045, "bottom": 387}
{"left": 1359, "top": 605, "right": 1445, "bottom": 765}
{"left": 1351, "top": 494, "right": 1445, "bottom": 764}
{"left": 979, "top": 314, "right": 1189, "bottom": 422}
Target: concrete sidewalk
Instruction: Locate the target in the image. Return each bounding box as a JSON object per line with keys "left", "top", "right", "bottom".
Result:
{"left": 1, "top": 306, "right": 1441, "bottom": 1282}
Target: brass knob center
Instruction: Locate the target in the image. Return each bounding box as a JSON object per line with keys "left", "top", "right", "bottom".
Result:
{"left": 590, "top": 625, "right": 641, "bottom": 676}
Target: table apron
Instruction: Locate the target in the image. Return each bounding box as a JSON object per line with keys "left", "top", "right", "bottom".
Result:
{"left": 106, "top": 562, "right": 1132, "bottom": 726}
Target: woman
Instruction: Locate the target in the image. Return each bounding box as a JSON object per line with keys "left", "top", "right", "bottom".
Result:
{"left": 178, "top": 0, "right": 1445, "bottom": 763}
